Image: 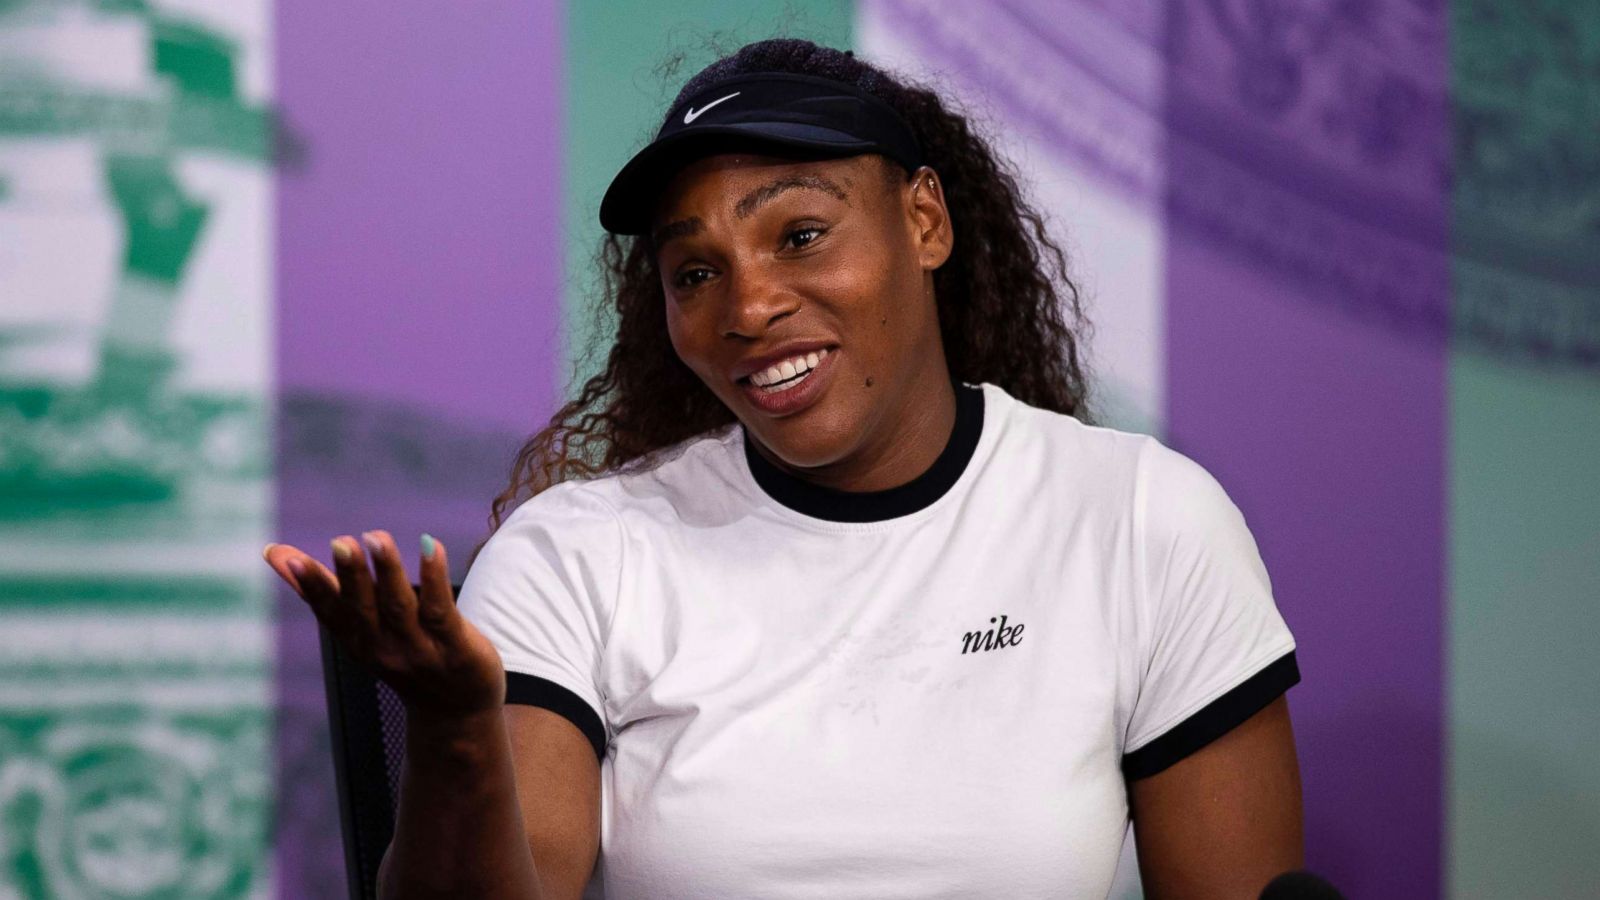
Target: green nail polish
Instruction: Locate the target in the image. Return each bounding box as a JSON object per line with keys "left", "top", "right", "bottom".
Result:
{"left": 421, "top": 533, "right": 436, "bottom": 560}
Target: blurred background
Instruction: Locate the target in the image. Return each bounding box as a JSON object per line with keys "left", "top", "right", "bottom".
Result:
{"left": 0, "top": 1, "right": 1594, "bottom": 898}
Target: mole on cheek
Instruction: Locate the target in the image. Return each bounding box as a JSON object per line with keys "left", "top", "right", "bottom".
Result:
{"left": 865, "top": 376, "right": 875, "bottom": 388}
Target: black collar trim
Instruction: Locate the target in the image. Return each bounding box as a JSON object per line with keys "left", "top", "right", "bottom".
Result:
{"left": 741, "top": 383, "right": 985, "bottom": 523}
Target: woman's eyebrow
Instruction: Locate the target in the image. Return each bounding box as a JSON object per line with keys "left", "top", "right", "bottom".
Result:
{"left": 735, "top": 175, "right": 850, "bottom": 219}
{"left": 652, "top": 217, "right": 704, "bottom": 248}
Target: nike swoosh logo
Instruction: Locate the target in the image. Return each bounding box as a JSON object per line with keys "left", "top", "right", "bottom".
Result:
{"left": 684, "top": 92, "right": 740, "bottom": 124}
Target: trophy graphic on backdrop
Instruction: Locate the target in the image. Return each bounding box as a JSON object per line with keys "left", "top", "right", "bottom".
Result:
{"left": 0, "top": 9, "right": 276, "bottom": 513}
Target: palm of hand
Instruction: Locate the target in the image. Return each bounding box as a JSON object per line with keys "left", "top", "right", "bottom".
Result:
{"left": 263, "top": 530, "right": 505, "bottom": 716}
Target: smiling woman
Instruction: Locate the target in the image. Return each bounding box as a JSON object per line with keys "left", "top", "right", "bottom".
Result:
{"left": 264, "top": 37, "right": 1305, "bottom": 900}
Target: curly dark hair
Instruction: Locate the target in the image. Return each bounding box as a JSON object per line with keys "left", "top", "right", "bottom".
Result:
{"left": 483, "top": 38, "right": 1095, "bottom": 538}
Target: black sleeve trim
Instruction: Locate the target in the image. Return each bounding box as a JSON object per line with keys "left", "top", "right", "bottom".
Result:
{"left": 505, "top": 671, "right": 607, "bottom": 762}
{"left": 1121, "top": 650, "right": 1300, "bottom": 781}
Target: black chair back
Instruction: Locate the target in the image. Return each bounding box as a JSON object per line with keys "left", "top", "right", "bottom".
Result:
{"left": 320, "top": 583, "right": 459, "bottom": 900}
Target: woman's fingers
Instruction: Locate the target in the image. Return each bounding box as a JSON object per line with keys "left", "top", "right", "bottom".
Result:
{"left": 263, "top": 542, "right": 351, "bottom": 634}
{"left": 262, "top": 543, "right": 304, "bottom": 594}
{"left": 330, "top": 535, "right": 379, "bottom": 633}
{"left": 362, "top": 529, "right": 422, "bottom": 635}
{"left": 265, "top": 530, "right": 449, "bottom": 660}
{"left": 415, "top": 533, "right": 456, "bottom": 635}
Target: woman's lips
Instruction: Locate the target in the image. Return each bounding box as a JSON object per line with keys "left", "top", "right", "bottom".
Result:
{"left": 737, "top": 346, "right": 837, "bottom": 416}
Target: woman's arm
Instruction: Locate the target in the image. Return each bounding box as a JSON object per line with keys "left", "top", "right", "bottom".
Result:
{"left": 1127, "top": 696, "right": 1304, "bottom": 900}
{"left": 378, "top": 708, "right": 542, "bottom": 900}
{"left": 265, "top": 532, "right": 559, "bottom": 900}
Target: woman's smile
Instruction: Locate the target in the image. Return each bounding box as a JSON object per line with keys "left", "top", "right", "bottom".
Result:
{"left": 736, "top": 344, "right": 839, "bottom": 415}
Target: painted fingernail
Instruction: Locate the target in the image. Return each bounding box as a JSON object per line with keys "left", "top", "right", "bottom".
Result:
{"left": 421, "top": 533, "right": 436, "bottom": 560}
{"left": 362, "top": 532, "right": 384, "bottom": 558}
{"left": 287, "top": 557, "right": 306, "bottom": 576}
{"left": 331, "top": 538, "right": 352, "bottom": 562}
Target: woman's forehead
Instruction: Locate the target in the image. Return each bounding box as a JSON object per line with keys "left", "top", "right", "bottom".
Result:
{"left": 652, "top": 154, "right": 888, "bottom": 230}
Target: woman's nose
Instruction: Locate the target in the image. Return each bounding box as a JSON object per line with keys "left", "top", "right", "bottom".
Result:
{"left": 719, "top": 263, "right": 799, "bottom": 338}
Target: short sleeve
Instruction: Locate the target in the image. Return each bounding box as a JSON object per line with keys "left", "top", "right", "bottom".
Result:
{"left": 456, "top": 482, "right": 623, "bottom": 762}
{"left": 1121, "top": 438, "right": 1300, "bottom": 780}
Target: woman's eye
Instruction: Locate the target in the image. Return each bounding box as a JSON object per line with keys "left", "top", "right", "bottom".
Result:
{"left": 784, "top": 226, "right": 824, "bottom": 249}
{"left": 675, "top": 267, "right": 714, "bottom": 289}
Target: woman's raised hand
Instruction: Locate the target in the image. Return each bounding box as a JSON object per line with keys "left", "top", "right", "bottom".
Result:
{"left": 262, "top": 531, "right": 505, "bottom": 717}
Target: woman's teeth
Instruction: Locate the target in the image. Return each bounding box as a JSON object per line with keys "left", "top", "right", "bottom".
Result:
{"left": 758, "top": 369, "right": 811, "bottom": 393}
{"left": 749, "top": 348, "right": 828, "bottom": 391}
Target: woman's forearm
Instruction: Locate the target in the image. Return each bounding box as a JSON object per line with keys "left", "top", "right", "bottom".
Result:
{"left": 379, "top": 707, "right": 542, "bottom": 900}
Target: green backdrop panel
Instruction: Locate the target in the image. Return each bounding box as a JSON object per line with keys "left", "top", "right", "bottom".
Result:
{"left": 1447, "top": 3, "right": 1600, "bottom": 897}
{"left": 1446, "top": 352, "right": 1600, "bottom": 900}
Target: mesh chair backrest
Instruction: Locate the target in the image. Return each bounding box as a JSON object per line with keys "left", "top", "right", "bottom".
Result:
{"left": 375, "top": 679, "right": 408, "bottom": 804}
{"left": 320, "top": 583, "right": 457, "bottom": 900}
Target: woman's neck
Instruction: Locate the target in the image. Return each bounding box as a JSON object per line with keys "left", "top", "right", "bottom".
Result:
{"left": 748, "top": 373, "right": 959, "bottom": 493}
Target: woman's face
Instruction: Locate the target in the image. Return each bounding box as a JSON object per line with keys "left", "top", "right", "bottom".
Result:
{"left": 653, "top": 152, "right": 954, "bottom": 477}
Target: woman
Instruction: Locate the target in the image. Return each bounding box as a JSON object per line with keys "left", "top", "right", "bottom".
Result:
{"left": 264, "top": 39, "right": 1303, "bottom": 900}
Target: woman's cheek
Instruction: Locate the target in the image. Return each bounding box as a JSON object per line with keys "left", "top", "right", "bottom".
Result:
{"left": 663, "top": 303, "right": 686, "bottom": 352}
{"left": 663, "top": 304, "right": 703, "bottom": 371}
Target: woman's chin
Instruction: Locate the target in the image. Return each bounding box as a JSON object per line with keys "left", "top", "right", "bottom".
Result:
{"left": 746, "top": 409, "right": 862, "bottom": 473}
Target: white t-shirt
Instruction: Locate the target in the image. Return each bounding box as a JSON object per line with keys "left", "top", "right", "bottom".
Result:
{"left": 458, "top": 381, "right": 1299, "bottom": 900}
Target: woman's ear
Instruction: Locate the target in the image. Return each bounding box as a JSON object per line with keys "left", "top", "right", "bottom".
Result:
{"left": 907, "top": 166, "right": 954, "bottom": 271}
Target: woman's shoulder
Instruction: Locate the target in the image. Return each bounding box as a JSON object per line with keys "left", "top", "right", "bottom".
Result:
{"left": 988, "top": 386, "right": 1244, "bottom": 549}
{"left": 501, "top": 423, "right": 745, "bottom": 530}
{"left": 983, "top": 381, "right": 1158, "bottom": 478}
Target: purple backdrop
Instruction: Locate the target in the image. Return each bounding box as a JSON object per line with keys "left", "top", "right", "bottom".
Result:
{"left": 1163, "top": 5, "right": 1448, "bottom": 897}
{"left": 273, "top": 3, "right": 564, "bottom": 895}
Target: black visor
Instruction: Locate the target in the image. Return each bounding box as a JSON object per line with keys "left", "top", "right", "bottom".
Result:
{"left": 598, "top": 72, "right": 924, "bottom": 236}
